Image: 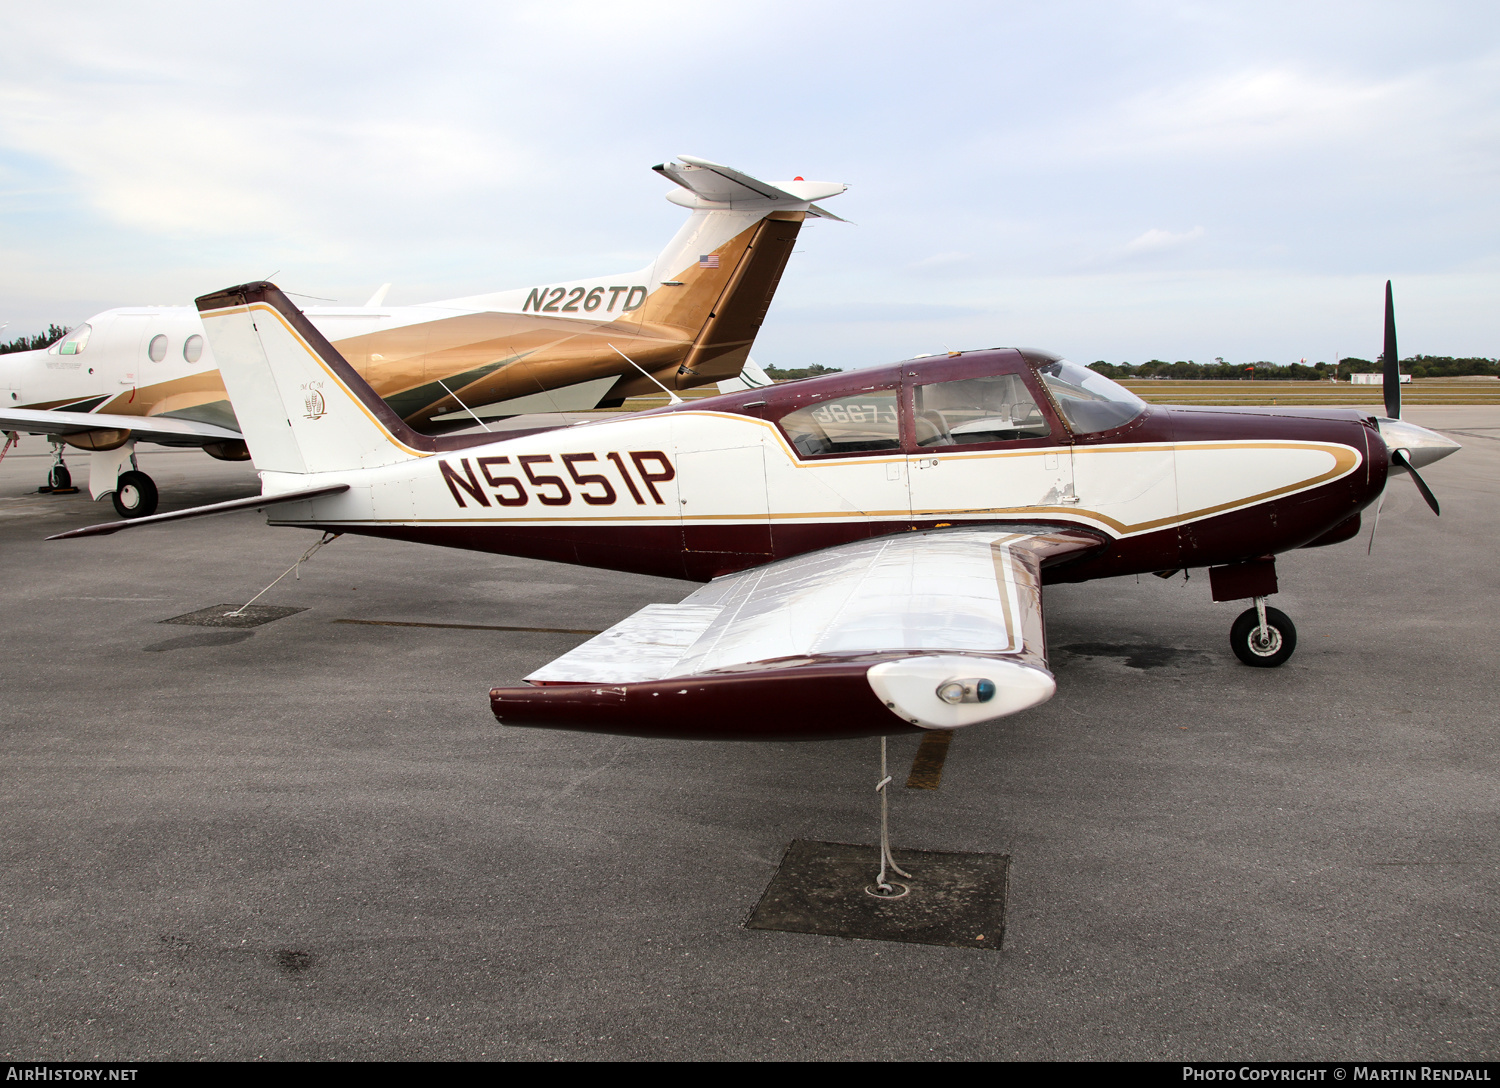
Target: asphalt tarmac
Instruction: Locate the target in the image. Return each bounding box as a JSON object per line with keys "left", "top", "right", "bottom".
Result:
{"left": 0, "top": 407, "right": 1495, "bottom": 1061}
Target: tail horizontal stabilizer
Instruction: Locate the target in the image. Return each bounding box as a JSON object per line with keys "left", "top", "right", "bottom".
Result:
{"left": 655, "top": 155, "right": 848, "bottom": 209}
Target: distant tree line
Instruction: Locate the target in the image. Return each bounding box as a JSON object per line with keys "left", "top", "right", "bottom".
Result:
{"left": 764, "top": 363, "right": 844, "bottom": 381}
{"left": 0, "top": 324, "right": 68, "bottom": 354}
{"left": 1088, "top": 356, "right": 1499, "bottom": 381}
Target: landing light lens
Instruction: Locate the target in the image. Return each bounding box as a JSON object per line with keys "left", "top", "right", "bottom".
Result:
{"left": 936, "top": 678, "right": 998, "bottom": 705}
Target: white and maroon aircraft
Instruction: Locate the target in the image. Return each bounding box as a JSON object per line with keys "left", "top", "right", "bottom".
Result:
{"left": 1, "top": 156, "right": 842, "bottom": 518}
{"left": 53, "top": 281, "right": 1458, "bottom": 741}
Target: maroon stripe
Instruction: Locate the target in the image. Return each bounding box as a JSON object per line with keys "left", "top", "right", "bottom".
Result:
{"left": 490, "top": 662, "right": 924, "bottom": 741}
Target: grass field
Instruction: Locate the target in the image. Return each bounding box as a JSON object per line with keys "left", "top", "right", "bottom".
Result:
{"left": 606, "top": 377, "right": 1500, "bottom": 413}
{"left": 1115, "top": 378, "right": 1500, "bottom": 407}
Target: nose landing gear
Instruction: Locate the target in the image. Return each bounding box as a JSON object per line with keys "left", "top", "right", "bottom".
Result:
{"left": 1209, "top": 559, "right": 1297, "bottom": 668}
{"left": 1230, "top": 597, "right": 1297, "bottom": 668}
{"left": 38, "top": 438, "right": 79, "bottom": 495}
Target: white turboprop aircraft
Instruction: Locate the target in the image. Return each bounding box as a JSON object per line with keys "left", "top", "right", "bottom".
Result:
{"left": 0, "top": 156, "right": 840, "bottom": 518}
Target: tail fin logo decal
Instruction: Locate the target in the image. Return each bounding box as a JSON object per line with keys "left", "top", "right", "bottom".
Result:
{"left": 302, "top": 382, "right": 327, "bottom": 420}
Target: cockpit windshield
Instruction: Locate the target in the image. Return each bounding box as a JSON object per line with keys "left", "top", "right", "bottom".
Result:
{"left": 1035, "top": 358, "right": 1146, "bottom": 434}
{"left": 48, "top": 324, "right": 91, "bottom": 356}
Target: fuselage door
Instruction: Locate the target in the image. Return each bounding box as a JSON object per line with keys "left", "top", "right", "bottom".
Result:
{"left": 106, "top": 314, "right": 152, "bottom": 389}
{"left": 903, "top": 352, "right": 1074, "bottom": 521}
{"left": 673, "top": 414, "right": 772, "bottom": 559}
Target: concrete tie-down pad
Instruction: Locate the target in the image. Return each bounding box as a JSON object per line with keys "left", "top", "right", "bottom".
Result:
{"left": 746, "top": 840, "right": 1010, "bottom": 950}
{"left": 496, "top": 526, "right": 1101, "bottom": 739}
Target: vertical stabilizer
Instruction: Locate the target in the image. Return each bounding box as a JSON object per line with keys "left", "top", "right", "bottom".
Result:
{"left": 196, "top": 282, "right": 424, "bottom": 475}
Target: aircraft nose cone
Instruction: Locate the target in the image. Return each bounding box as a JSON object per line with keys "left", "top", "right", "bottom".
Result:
{"left": 1377, "top": 418, "right": 1462, "bottom": 471}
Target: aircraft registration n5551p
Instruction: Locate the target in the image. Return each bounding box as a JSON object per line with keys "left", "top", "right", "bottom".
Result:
{"left": 54, "top": 281, "right": 1459, "bottom": 741}
{"left": 2, "top": 156, "right": 843, "bottom": 518}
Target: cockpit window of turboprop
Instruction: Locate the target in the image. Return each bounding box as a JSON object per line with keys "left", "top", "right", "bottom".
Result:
{"left": 1036, "top": 358, "right": 1146, "bottom": 434}
{"left": 48, "top": 324, "right": 91, "bottom": 356}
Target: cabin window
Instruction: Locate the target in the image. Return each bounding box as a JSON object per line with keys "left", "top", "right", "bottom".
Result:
{"left": 49, "top": 324, "right": 91, "bottom": 356}
{"left": 183, "top": 334, "right": 204, "bottom": 363}
{"left": 148, "top": 334, "right": 168, "bottom": 362}
{"left": 1035, "top": 359, "right": 1146, "bottom": 434}
{"left": 777, "top": 389, "right": 901, "bottom": 457}
{"left": 912, "top": 373, "right": 1051, "bottom": 447}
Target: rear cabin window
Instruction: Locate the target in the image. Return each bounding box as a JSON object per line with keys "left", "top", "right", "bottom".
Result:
{"left": 912, "top": 373, "right": 1051, "bottom": 446}
{"left": 778, "top": 389, "right": 901, "bottom": 457}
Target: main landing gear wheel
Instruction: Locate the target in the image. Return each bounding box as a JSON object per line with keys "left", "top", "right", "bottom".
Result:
{"left": 46, "top": 464, "right": 72, "bottom": 491}
{"left": 1230, "top": 604, "right": 1297, "bottom": 668}
{"left": 111, "top": 471, "right": 159, "bottom": 519}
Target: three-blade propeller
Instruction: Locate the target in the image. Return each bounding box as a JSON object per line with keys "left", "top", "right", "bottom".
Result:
{"left": 1379, "top": 280, "right": 1441, "bottom": 516}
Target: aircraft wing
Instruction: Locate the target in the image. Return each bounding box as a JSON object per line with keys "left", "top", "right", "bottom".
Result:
{"left": 0, "top": 407, "right": 242, "bottom": 447}
{"left": 490, "top": 526, "right": 1104, "bottom": 740}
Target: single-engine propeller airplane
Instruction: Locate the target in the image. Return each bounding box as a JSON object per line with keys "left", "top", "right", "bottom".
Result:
{"left": 52, "top": 280, "right": 1459, "bottom": 742}
{"left": 2, "top": 156, "right": 842, "bottom": 518}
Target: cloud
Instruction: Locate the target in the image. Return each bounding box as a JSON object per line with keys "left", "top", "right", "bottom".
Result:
{"left": 1122, "top": 226, "right": 1206, "bottom": 256}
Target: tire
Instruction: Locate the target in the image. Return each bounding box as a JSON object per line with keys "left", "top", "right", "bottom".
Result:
{"left": 48, "top": 464, "right": 71, "bottom": 490}
{"left": 1230, "top": 605, "right": 1297, "bottom": 668}
{"left": 111, "top": 471, "right": 159, "bottom": 519}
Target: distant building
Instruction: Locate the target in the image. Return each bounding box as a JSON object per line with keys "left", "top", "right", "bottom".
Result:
{"left": 1350, "top": 373, "right": 1411, "bottom": 385}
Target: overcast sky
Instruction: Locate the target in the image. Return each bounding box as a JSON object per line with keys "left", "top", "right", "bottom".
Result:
{"left": 2, "top": 0, "right": 1496, "bottom": 368}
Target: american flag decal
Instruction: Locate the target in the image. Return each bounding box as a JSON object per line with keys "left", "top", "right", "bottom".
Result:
{"left": 698, "top": 254, "right": 720, "bottom": 268}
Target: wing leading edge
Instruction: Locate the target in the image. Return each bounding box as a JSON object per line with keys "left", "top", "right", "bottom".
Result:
{"left": 491, "top": 526, "right": 1103, "bottom": 740}
{"left": 0, "top": 407, "right": 242, "bottom": 448}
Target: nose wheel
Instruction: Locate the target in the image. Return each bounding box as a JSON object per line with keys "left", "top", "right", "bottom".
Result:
{"left": 1230, "top": 598, "right": 1297, "bottom": 667}
{"left": 38, "top": 440, "right": 79, "bottom": 494}
{"left": 110, "top": 470, "right": 159, "bottom": 519}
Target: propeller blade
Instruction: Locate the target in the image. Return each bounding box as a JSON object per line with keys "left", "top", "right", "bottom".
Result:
{"left": 1367, "top": 490, "right": 1386, "bottom": 554}
{"left": 1392, "top": 449, "right": 1440, "bottom": 515}
{"left": 1383, "top": 280, "right": 1401, "bottom": 420}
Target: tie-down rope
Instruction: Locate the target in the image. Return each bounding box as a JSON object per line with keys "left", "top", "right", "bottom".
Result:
{"left": 224, "top": 532, "right": 342, "bottom": 618}
{"left": 873, "top": 735, "right": 913, "bottom": 895}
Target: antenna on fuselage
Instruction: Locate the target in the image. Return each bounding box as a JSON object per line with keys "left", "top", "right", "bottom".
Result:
{"left": 609, "top": 343, "right": 684, "bottom": 406}
{"left": 436, "top": 378, "right": 493, "bottom": 433}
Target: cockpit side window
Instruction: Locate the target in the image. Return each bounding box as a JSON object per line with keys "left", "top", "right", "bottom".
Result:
{"left": 48, "top": 324, "right": 92, "bottom": 356}
{"left": 1035, "top": 359, "right": 1147, "bottom": 434}
{"left": 912, "top": 374, "right": 1051, "bottom": 447}
{"left": 775, "top": 388, "right": 901, "bottom": 458}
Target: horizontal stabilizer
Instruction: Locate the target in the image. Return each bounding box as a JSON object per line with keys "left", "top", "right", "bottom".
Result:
{"left": 46, "top": 484, "right": 350, "bottom": 540}
{"left": 655, "top": 155, "right": 847, "bottom": 208}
